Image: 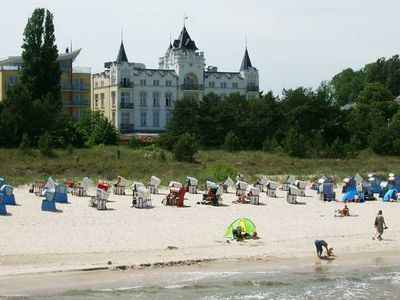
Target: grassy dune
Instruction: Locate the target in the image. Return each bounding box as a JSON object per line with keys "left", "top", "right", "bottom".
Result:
{"left": 1, "top": 146, "right": 400, "bottom": 186}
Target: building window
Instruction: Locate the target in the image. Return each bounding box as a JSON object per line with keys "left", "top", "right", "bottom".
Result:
{"left": 153, "top": 80, "right": 159, "bottom": 86}
{"left": 166, "top": 80, "right": 172, "bottom": 86}
{"left": 140, "top": 112, "right": 147, "bottom": 127}
{"left": 111, "top": 91, "right": 116, "bottom": 106}
{"left": 101, "top": 81, "right": 104, "bottom": 87}
{"left": 121, "top": 92, "right": 131, "bottom": 103}
{"left": 221, "top": 82, "right": 227, "bottom": 88}
{"left": 153, "top": 92, "right": 160, "bottom": 107}
{"left": 111, "top": 75, "right": 116, "bottom": 85}
{"left": 95, "top": 82, "right": 98, "bottom": 88}
{"left": 209, "top": 81, "right": 215, "bottom": 88}
{"left": 165, "top": 92, "right": 172, "bottom": 107}
{"left": 121, "top": 112, "right": 130, "bottom": 124}
{"left": 95, "top": 94, "right": 99, "bottom": 108}
{"left": 140, "top": 91, "right": 147, "bottom": 106}
{"left": 153, "top": 112, "right": 160, "bottom": 127}
{"left": 166, "top": 111, "right": 171, "bottom": 124}
{"left": 232, "top": 82, "right": 238, "bottom": 89}
{"left": 140, "top": 79, "right": 146, "bottom": 85}
{"left": 100, "top": 93, "right": 105, "bottom": 107}
{"left": 220, "top": 93, "right": 227, "bottom": 100}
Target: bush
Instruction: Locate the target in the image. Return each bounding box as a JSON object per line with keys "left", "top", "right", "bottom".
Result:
{"left": 172, "top": 133, "right": 198, "bottom": 162}
{"left": 38, "top": 132, "right": 54, "bottom": 157}
{"left": 282, "top": 128, "right": 308, "bottom": 158}
{"left": 223, "top": 131, "right": 241, "bottom": 152}
{"left": 127, "top": 138, "right": 143, "bottom": 149}
{"left": 19, "top": 134, "right": 31, "bottom": 155}
{"left": 159, "top": 150, "right": 167, "bottom": 162}
{"left": 262, "top": 137, "right": 279, "bottom": 152}
{"left": 66, "top": 143, "right": 74, "bottom": 155}
{"left": 200, "top": 161, "right": 236, "bottom": 182}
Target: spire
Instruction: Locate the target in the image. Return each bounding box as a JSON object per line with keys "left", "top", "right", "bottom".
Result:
{"left": 240, "top": 47, "right": 253, "bottom": 70}
{"left": 116, "top": 41, "right": 128, "bottom": 63}
{"left": 172, "top": 25, "right": 198, "bottom": 50}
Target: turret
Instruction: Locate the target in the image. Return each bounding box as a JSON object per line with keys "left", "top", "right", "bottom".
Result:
{"left": 240, "top": 47, "right": 259, "bottom": 98}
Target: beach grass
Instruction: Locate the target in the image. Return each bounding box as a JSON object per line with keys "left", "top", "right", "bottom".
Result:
{"left": 1, "top": 146, "right": 400, "bottom": 185}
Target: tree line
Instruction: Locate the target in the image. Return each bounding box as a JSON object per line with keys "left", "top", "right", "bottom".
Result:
{"left": 159, "top": 55, "right": 400, "bottom": 159}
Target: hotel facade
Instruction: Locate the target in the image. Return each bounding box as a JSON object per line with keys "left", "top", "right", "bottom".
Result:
{"left": 0, "top": 48, "right": 91, "bottom": 119}
{"left": 92, "top": 25, "right": 259, "bottom": 134}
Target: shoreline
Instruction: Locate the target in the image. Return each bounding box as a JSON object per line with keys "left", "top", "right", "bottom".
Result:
{"left": 1, "top": 250, "right": 400, "bottom": 296}
{"left": 1, "top": 185, "right": 400, "bottom": 295}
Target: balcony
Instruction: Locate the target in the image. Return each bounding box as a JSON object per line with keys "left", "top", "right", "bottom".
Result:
{"left": 180, "top": 84, "right": 203, "bottom": 91}
{"left": 119, "top": 81, "right": 134, "bottom": 88}
{"left": 246, "top": 85, "right": 259, "bottom": 92}
{"left": 62, "top": 99, "right": 90, "bottom": 107}
{"left": 120, "top": 102, "right": 134, "bottom": 109}
{"left": 61, "top": 83, "right": 90, "bottom": 92}
{"left": 119, "top": 123, "right": 134, "bottom": 133}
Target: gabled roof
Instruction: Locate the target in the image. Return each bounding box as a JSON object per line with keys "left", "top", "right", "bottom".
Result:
{"left": 116, "top": 41, "right": 128, "bottom": 63}
{"left": 240, "top": 48, "right": 253, "bottom": 70}
{"left": 172, "top": 26, "right": 198, "bottom": 50}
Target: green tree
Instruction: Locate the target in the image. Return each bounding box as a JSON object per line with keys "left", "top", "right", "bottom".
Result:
{"left": 223, "top": 131, "right": 241, "bottom": 152}
{"left": 282, "top": 128, "right": 308, "bottom": 157}
{"left": 76, "top": 111, "right": 119, "bottom": 145}
{"left": 0, "top": 8, "right": 62, "bottom": 146}
{"left": 172, "top": 133, "right": 198, "bottom": 162}
{"left": 331, "top": 68, "right": 365, "bottom": 106}
{"left": 357, "top": 82, "right": 392, "bottom": 104}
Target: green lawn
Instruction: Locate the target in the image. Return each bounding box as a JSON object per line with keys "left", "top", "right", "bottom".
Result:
{"left": 1, "top": 146, "right": 399, "bottom": 186}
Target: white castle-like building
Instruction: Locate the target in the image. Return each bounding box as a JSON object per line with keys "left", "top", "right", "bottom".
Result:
{"left": 92, "top": 25, "right": 259, "bottom": 134}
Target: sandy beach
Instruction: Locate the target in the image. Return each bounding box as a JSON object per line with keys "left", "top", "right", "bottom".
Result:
{"left": 1, "top": 183, "right": 400, "bottom": 294}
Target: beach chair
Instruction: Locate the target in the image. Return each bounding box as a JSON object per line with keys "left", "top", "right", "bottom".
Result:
{"left": 295, "top": 180, "right": 307, "bottom": 197}
{"left": 132, "top": 182, "right": 145, "bottom": 197}
{"left": 388, "top": 173, "right": 400, "bottom": 191}
{"left": 282, "top": 175, "right": 296, "bottom": 191}
{"left": 0, "top": 177, "right": 4, "bottom": 189}
{"left": 266, "top": 180, "right": 278, "bottom": 198}
{"left": 220, "top": 176, "right": 234, "bottom": 193}
{"left": 0, "top": 184, "right": 16, "bottom": 205}
{"left": 342, "top": 177, "right": 356, "bottom": 193}
{"left": 246, "top": 185, "right": 260, "bottom": 205}
{"left": 89, "top": 188, "right": 110, "bottom": 210}
{"left": 0, "top": 193, "right": 7, "bottom": 215}
{"left": 31, "top": 182, "right": 45, "bottom": 196}
{"left": 185, "top": 176, "right": 198, "bottom": 194}
{"left": 286, "top": 185, "right": 299, "bottom": 204}
{"left": 379, "top": 181, "right": 389, "bottom": 199}
{"left": 357, "top": 181, "right": 375, "bottom": 201}
{"left": 236, "top": 181, "right": 248, "bottom": 196}
{"left": 368, "top": 173, "right": 381, "bottom": 194}
{"left": 72, "top": 177, "right": 93, "bottom": 196}
{"left": 146, "top": 176, "right": 161, "bottom": 194}
{"left": 319, "top": 182, "right": 336, "bottom": 201}
{"left": 45, "top": 177, "right": 68, "bottom": 203}
{"left": 41, "top": 190, "right": 57, "bottom": 212}
{"left": 112, "top": 176, "right": 129, "bottom": 195}
{"left": 132, "top": 186, "right": 152, "bottom": 208}
{"left": 169, "top": 181, "right": 182, "bottom": 189}
{"left": 163, "top": 186, "right": 185, "bottom": 207}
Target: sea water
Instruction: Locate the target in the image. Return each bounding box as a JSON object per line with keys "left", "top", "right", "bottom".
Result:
{"left": 27, "top": 263, "right": 400, "bottom": 300}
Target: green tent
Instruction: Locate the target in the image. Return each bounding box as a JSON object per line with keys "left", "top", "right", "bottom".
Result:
{"left": 224, "top": 218, "right": 257, "bottom": 239}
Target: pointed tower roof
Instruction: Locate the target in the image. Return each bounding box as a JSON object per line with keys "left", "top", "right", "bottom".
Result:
{"left": 240, "top": 48, "right": 253, "bottom": 70}
{"left": 116, "top": 41, "right": 128, "bottom": 63}
{"left": 172, "top": 26, "right": 198, "bottom": 50}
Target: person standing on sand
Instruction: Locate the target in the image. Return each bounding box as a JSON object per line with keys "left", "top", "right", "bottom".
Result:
{"left": 373, "top": 210, "right": 388, "bottom": 241}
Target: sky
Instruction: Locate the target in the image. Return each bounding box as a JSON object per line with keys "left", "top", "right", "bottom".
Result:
{"left": 1, "top": 0, "right": 400, "bottom": 95}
